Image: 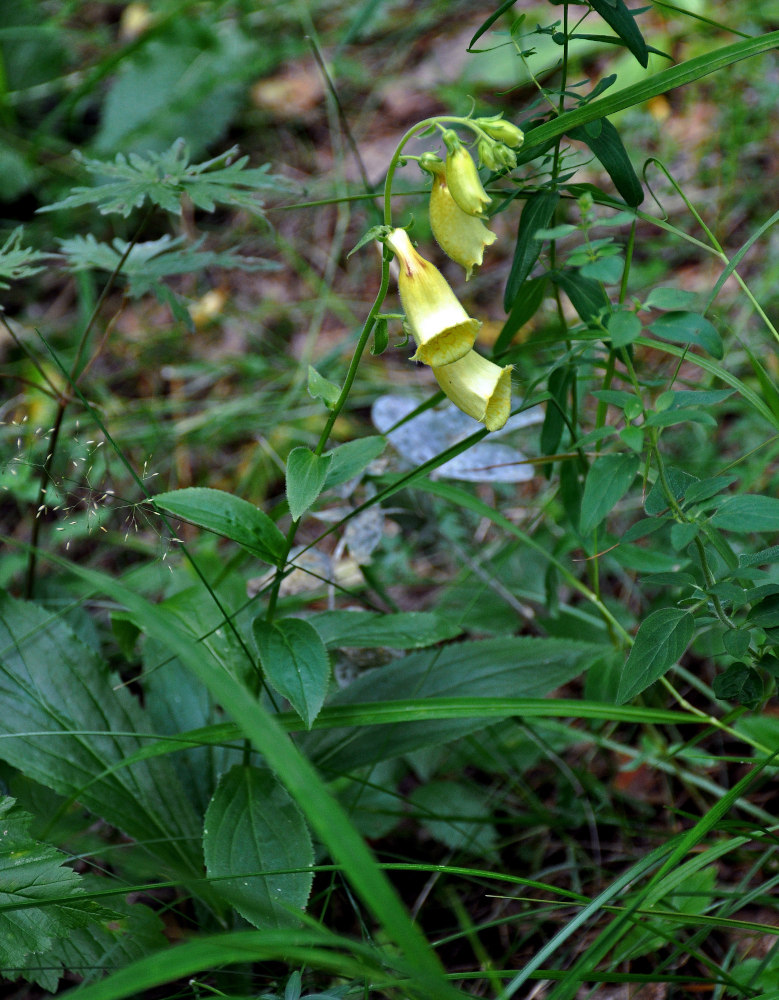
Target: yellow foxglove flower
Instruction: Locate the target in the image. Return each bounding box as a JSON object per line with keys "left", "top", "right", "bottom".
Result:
{"left": 429, "top": 169, "right": 497, "bottom": 280}
{"left": 385, "top": 228, "right": 480, "bottom": 367}
{"left": 442, "top": 130, "right": 491, "bottom": 218}
{"left": 432, "top": 350, "right": 513, "bottom": 432}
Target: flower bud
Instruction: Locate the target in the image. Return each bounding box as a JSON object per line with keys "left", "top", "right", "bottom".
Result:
{"left": 432, "top": 350, "right": 513, "bottom": 431}
{"left": 476, "top": 138, "right": 501, "bottom": 172}
{"left": 442, "top": 130, "right": 491, "bottom": 218}
{"left": 477, "top": 118, "right": 525, "bottom": 149}
{"left": 429, "top": 172, "right": 497, "bottom": 280}
{"left": 384, "top": 228, "right": 480, "bottom": 367}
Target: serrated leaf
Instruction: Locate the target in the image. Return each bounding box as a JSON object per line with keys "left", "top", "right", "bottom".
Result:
{"left": 307, "top": 366, "right": 341, "bottom": 409}
{"left": 204, "top": 765, "right": 313, "bottom": 928}
{"left": 286, "top": 447, "right": 333, "bottom": 521}
{"left": 568, "top": 118, "right": 644, "bottom": 205}
{"left": 711, "top": 495, "right": 779, "bottom": 534}
{"left": 504, "top": 191, "right": 559, "bottom": 311}
{"left": 309, "top": 610, "right": 462, "bottom": 649}
{"left": 648, "top": 311, "right": 723, "bottom": 359}
{"left": 40, "top": 141, "right": 289, "bottom": 218}
{"left": 58, "top": 233, "right": 276, "bottom": 298}
{"left": 322, "top": 436, "right": 385, "bottom": 491}
{"left": 589, "top": 0, "right": 649, "bottom": 67}
{"left": 551, "top": 268, "right": 611, "bottom": 325}
{"left": 252, "top": 618, "right": 329, "bottom": 728}
{"left": 0, "top": 228, "right": 51, "bottom": 289}
{"left": 580, "top": 453, "right": 640, "bottom": 534}
{"left": 0, "top": 797, "right": 103, "bottom": 982}
{"left": 617, "top": 608, "right": 694, "bottom": 703}
{"left": 153, "top": 487, "right": 286, "bottom": 564}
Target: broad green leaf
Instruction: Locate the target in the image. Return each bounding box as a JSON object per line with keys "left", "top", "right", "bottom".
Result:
{"left": 712, "top": 495, "right": 779, "bottom": 534}
{"left": 607, "top": 310, "right": 642, "bottom": 347}
{"left": 581, "top": 255, "right": 623, "bottom": 283}
{"left": 712, "top": 663, "right": 763, "bottom": 709}
{"left": 203, "top": 765, "right": 313, "bottom": 928}
{"left": 644, "top": 286, "right": 700, "bottom": 311}
{"left": 410, "top": 781, "right": 498, "bottom": 858}
{"left": 568, "top": 118, "right": 643, "bottom": 205}
{"left": 747, "top": 595, "right": 779, "bottom": 628}
{"left": 580, "top": 453, "right": 640, "bottom": 534}
{"left": 303, "top": 637, "right": 603, "bottom": 773}
{"left": 681, "top": 475, "right": 739, "bottom": 507}
{"left": 285, "top": 447, "right": 332, "bottom": 521}
{"left": 648, "top": 311, "right": 723, "bottom": 359}
{"left": 153, "top": 487, "right": 285, "bottom": 564}
{"left": 252, "top": 617, "right": 329, "bottom": 728}
{"left": 644, "top": 407, "right": 717, "bottom": 428}
{"left": 551, "top": 268, "right": 611, "bottom": 325}
{"left": 644, "top": 467, "right": 698, "bottom": 516}
{"left": 323, "top": 436, "right": 385, "bottom": 490}
{"left": 589, "top": 0, "right": 649, "bottom": 67}
{"left": 0, "top": 595, "right": 202, "bottom": 878}
{"left": 307, "top": 365, "right": 340, "bottom": 409}
{"left": 617, "top": 608, "right": 694, "bottom": 703}
{"left": 504, "top": 191, "right": 559, "bottom": 311}
{"left": 0, "top": 797, "right": 104, "bottom": 987}
{"left": 309, "top": 610, "right": 461, "bottom": 649}
{"left": 522, "top": 33, "right": 779, "bottom": 153}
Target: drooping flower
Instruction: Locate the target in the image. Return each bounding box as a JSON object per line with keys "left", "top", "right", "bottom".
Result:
{"left": 442, "top": 130, "right": 491, "bottom": 218}
{"left": 432, "top": 350, "right": 513, "bottom": 431}
{"left": 425, "top": 160, "right": 497, "bottom": 281}
{"left": 384, "top": 228, "right": 479, "bottom": 367}
{"left": 476, "top": 116, "right": 525, "bottom": 149}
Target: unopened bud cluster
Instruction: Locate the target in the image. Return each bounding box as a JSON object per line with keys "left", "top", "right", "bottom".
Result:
{"left": 381, "top": 114, "right": 523, "bottom": 431}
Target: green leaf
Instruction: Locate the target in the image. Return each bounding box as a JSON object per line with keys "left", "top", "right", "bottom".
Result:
{"left": 712, "top": 495, "right": 779, "bottom": 534}
{"left": 644, "top": 286, "right": 700, "bottom": 311}
{"left": 307, "top": 365, "right": 341, "bottom": 410}
{"left": 648, "top": 311, "right": 723, "bottom": 359}
{"left": 323, "top": 436, "right": 385, "bottom": 491}
{"left": 607, "top": 310, "right": 642, "bottom": 347}
{"left": 0, "top": 797, "right": 104, "bottom": 987}
{"left": 252, "top": 618, "right": 330, "bottom": 728}
{"left": 494, "top": 275, "right": 547, "bottom": 355}
{"left": 309, "top": 610, "right": 461, "bottom": 649}
{"left": 589, "top": 0, "right": 649, "bottom": 67}
{"left": 286, "top": 447, "right": 333, "bottom": 521}
{"left": 712, "top": 663, "right": 763, "bottom": 709}
{"left": 410, "top": 781, "right": 498, "bottom": 858}
{"left": 580, "top": 255, "right": 624, "bottom": 283}
{"left": 371, "top": 316, "right": 390, "bottom": 355}
{"left": 540, "top": 366, "right": 571, "bottom": 459}
{"left": 580, "top": 453, "right": 640, "bottom": 534}
{"left": 0, "top": 228, "right": 51, "bottom": 289}
{"left": 522, "top": 34, "right": 779, "bottom": 155}
{"left": 568, "top": 118, "right": 643, "bottom": 205}
{"left": 747, "top": 595, "right": 779, "bottom": 628}
{"left": 304, "top": 637, "right": 603, "bottom": 773}
{"left": 0, "top": 595, "right": 202, "bottom": 879}
{"left": 40, "top": 142, "right": 288, "bottom": 218}
{"left": 153, "top": 487, "right": 286, "bottom": 564}
{"left": 644, "top": 407, "right": 717, "bottom": 428}
{"left": 662, "top": 389, "right": 734, "bottom": 410}
{"left": 203, "top": 765, "right": 313, "bottom": 928}
{"left": 617, "top": 608, "right": 694, "bottom": 703}
{"left": 551, "top": 268, "right": 611, "bottom": 325}
{"left": 504, "top": 191, "right": 559, "bottom": 311}
{"left": 644, "top": 467, "right": 698, "bottom": 515}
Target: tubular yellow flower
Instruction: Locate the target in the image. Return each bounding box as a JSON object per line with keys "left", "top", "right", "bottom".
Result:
{"left": 442, "top": 130, "right": 491, "bottom": 218}
{"left": 432, "top": 350, "right": 513, "bottom": 431}
{"left": 385, "top": 228, "right": 480, "bottom": 367}
{"left": 429, "top": 170, "right": 497, "bottom": 280}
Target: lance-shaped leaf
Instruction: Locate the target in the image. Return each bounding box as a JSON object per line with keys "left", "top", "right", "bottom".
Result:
{"left": 589, "top": 0, "right": 649, "bottom": 67}
{"left": 568, "top": 118, "right": 644, "bottom": 206}
{"left": 504, "top": 191, "right": 559, "bottom": 311}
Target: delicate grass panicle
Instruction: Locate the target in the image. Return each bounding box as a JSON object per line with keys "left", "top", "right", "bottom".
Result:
{"left": 1, "top": 1, "right": 778, "bottom": 998}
